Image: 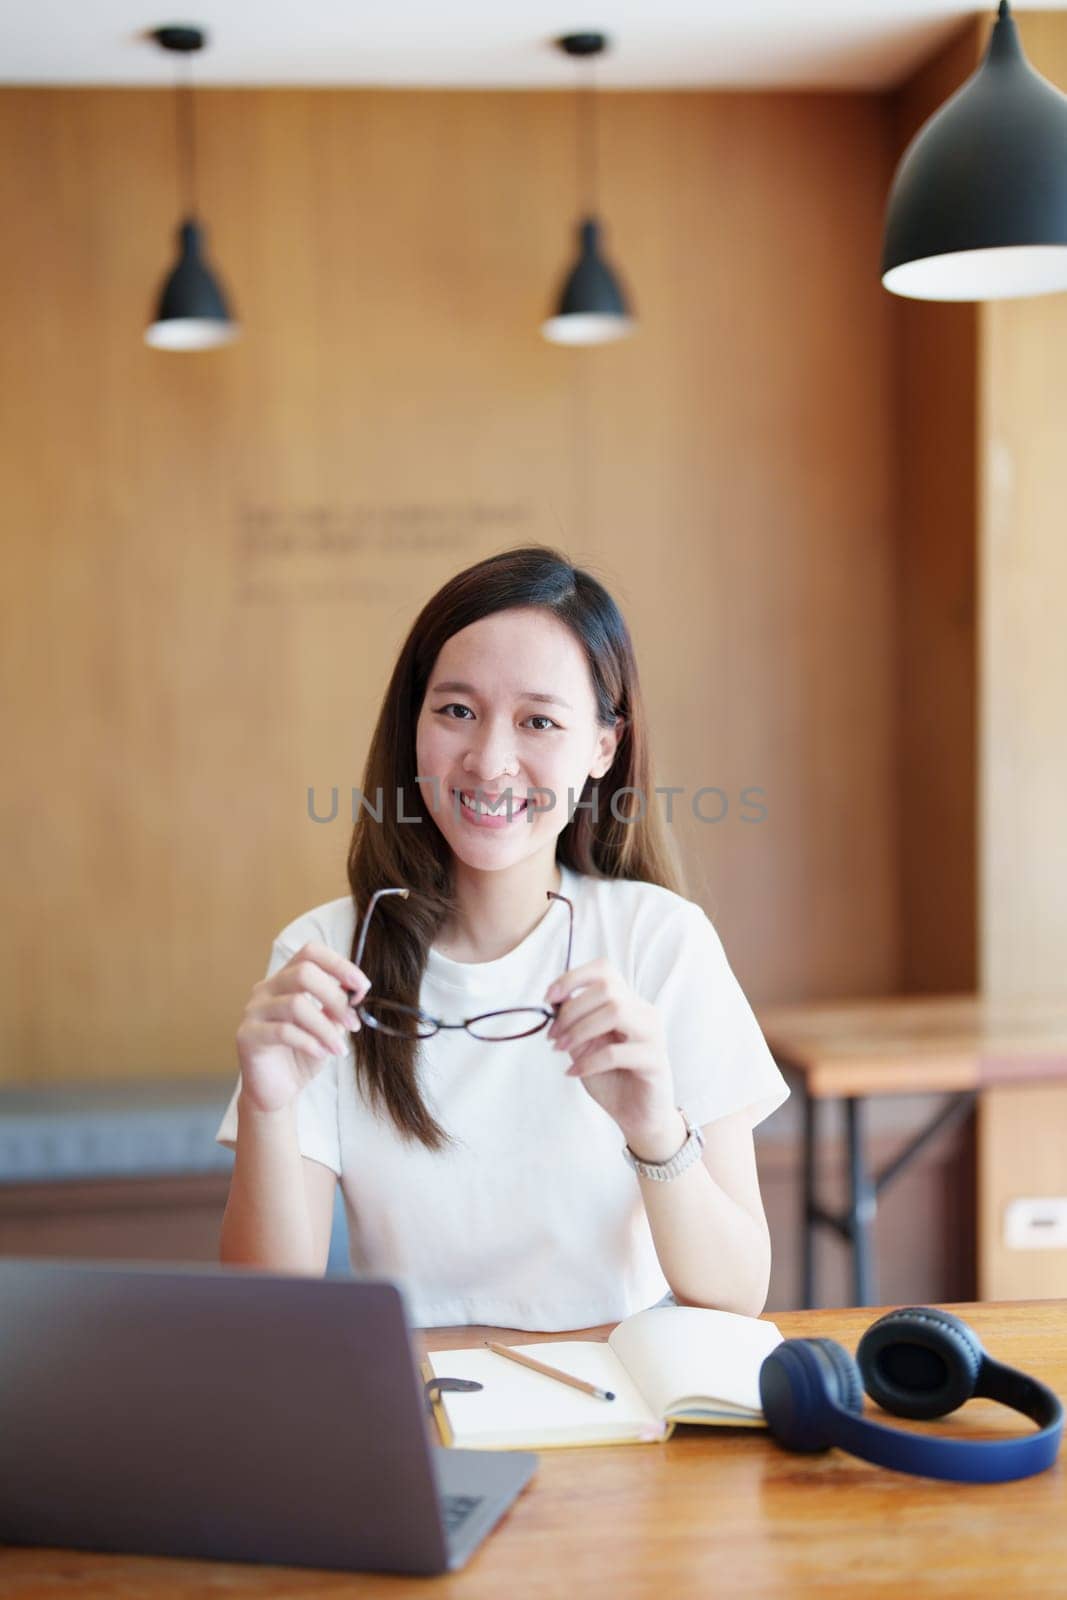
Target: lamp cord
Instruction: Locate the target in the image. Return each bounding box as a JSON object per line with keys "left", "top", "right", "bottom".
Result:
{"left": 174, "top": 56, "right": 199, "bottom": 223}
{"left": 577, "top": 57, "right": 599, "bottom": 217}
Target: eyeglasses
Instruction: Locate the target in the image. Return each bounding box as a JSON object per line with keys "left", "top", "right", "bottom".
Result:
{"left": 349, "top": 885, "right": 574, "bottom": 1041}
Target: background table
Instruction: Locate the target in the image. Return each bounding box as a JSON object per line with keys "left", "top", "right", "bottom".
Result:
{"left": 756, "top": 993, "right": 1067, "bottom": 1306}
{"left": 0, "top": 1298, "right": 1063, "bottom": 1597}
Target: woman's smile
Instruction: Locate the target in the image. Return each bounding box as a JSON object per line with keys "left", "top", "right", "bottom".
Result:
{"left": 454, "top": 787, "right": 530, "bottom": 828}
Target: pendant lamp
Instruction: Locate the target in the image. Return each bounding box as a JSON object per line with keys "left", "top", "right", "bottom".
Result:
{"left": 542, "top": 32, "right": 635, "bottom": 345}
{"left": 882, "top": 1, "right": 1067, "bottom": 301}
{"left": 145, "top": 25, "right": 240, "bottom": 349}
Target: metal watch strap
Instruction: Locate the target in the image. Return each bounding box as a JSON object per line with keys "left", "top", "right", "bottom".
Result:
{"left": 621, "top": 1107, "right": 705, "bottom": 1182}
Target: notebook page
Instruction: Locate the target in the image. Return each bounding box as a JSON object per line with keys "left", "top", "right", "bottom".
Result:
{"left": 608, "top": 1306, "right": 783, "bottom": 1421}
{"left": 425, "top": 1341, "right": 662, "bottom": 1448}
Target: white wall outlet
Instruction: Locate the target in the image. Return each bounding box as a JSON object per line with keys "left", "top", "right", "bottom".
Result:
{"left": 1003, "top": 1197, "right": 1067, "bottom": 1251}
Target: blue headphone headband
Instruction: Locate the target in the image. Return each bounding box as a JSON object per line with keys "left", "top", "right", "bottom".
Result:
{"left": 759, "top": 1305, "right": 1063, "bottom": 1484}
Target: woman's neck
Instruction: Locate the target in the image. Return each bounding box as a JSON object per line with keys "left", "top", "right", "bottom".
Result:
{"left": 437, "top": 851, "right": 563, "bottom": 964}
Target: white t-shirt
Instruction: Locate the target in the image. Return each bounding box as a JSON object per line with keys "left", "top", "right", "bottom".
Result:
{"left": 215, "top": 861, "right": 789, "bottom": 1330}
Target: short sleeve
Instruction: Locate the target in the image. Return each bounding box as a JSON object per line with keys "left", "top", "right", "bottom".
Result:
{"left": 637, "top": 903, "right": 790, "bottom": 1132}
{"left": 214, "top": 938, "right": 344, "bottom": 1177}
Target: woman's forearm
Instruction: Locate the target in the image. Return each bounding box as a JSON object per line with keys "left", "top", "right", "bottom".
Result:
{"left": 219, "top": 1093, "right": 319, "bottom": 1274}
{"left": 629, "top": 1111, "right": 771, "bottom": 1317}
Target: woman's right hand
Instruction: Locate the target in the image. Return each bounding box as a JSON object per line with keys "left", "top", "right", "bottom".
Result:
{"left": 236, "top": 942, "right": 371, "bottom": 1114}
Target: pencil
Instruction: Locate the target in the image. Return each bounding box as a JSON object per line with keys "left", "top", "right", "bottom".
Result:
{"left": 484, "top": 1340, "right": 616, "bottom": 1401}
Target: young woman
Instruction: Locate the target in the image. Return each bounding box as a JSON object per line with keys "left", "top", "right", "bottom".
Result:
{"left": 217, "top": 546, "right": 788, "bottom": 1330}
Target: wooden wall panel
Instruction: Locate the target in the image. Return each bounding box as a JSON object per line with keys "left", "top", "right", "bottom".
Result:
{"left": 1, "top": 85, "right": 897, "bottom": 1089}
{"left": 976, "top": 13, "right": 1067, "bottom": 1299}
{"left": 0, "top": 1176, "right": 233, "bottom": 1265}
{"left": 980, "top": 15, "right": 1067, "bottom": 1000}
{"left": 978, "top": 1084, "right": 1067, "bottom": 1300}
{"left": 594, "top": 93, "right": 899, "bottom": 1006}
{"left": 890, "top": 21, "right": 981, "bottom": 995}
{"left": 889, "top": 13, "right": 1067, "bottom": 1301}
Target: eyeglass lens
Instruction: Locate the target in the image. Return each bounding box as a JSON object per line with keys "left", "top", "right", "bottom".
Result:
{"left": 360, "top": 997, "right": 551, "bottom": 1041}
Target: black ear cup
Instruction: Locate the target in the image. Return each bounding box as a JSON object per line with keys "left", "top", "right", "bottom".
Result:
{"left": 808, "top": 1338, "right": 865, "bottom": 1414}
{"left": 759, "top": 1337, "right": 864, "bottom": 1452}
{"left": 856, "top": 1306, "right": 984, "bottom": 1420}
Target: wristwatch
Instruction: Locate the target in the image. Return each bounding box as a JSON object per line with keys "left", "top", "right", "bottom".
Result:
{"left": 622, "top": 1107, "right": 705, "bottom": 1182}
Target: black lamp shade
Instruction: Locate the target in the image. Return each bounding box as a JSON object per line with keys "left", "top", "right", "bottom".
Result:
{"left": 541, "top": 218, "right": 635, "bottom": 345}
{"left": 145, "top": 220, "right": 240, "bottom": 350}
{"left": 882, "top": 4, "right": 1067, "bottom": 300}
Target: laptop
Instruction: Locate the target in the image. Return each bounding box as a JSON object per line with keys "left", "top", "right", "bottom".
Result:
{"left": 0, "top": 1258, "right": 537, "bottom": 1575}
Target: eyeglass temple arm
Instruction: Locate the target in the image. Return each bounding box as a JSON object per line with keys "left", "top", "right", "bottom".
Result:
{"left": 354, "top": 886, "right": 410, "bottom": 976}
{"left": 353, "top": 885, "right": 568, "bottom": 1004}
{"left": 545, "top": 890, "right": 574, "bottom": 996}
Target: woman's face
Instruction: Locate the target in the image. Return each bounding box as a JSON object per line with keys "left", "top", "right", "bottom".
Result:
{"left": 415, "top": 606, "right": 620, "bottom": 873}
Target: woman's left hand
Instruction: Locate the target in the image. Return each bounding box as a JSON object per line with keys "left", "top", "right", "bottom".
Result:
{"left": 544, "top": 960, "right": 679, "bottom": 1148}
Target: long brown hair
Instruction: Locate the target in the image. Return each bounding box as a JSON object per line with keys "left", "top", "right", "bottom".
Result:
{"left": 346, "top": 545, "right": 683, "bottom": 1150}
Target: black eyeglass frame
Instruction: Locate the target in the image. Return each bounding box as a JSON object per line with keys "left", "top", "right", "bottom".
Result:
{"left": 346, "top": 886, "right": 574, "bottom": 1042}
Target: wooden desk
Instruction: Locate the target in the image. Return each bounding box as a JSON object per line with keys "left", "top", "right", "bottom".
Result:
{"left": 0, "top": 1300, "right": 1063, "bottom": 1597}
{"left": 757, "top": 993, "right": 1067, "bottom": 1307}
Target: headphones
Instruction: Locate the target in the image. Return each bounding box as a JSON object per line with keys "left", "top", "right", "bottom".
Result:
{"left": 759, "top": 1305, "right": 1063, "bottom": 1483}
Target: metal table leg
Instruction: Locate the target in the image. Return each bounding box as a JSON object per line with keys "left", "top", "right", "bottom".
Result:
{"left": 791, "top": 1079, "right": 976, "bottom": 1311}
{"left": 801, "top": 1087, "right": 817, "bottom": 1309}
{"left": 845, "top": 1097, "right": 877, "bottom": 1306}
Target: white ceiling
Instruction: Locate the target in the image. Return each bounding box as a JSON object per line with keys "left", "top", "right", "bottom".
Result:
{"left": 1, "top": 2, "right": 1062, "bottom": 91}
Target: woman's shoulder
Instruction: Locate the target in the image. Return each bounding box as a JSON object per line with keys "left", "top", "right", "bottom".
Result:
{"left": 570, "top": 867, "right": 712, "bottom": 939}
{"left": 272, "top": 894, "right": 357, "bottom": 957}
{"left": 567, "top": 867, "right": 725, "bottom": 996}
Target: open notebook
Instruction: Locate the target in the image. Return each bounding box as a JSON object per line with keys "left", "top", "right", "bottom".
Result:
{"left": 422, "top": 1305, "right": 784, "bottom": 1450}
